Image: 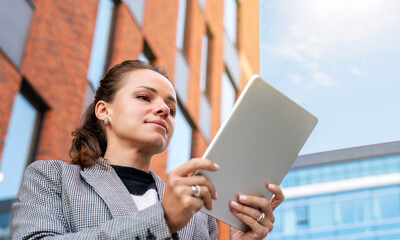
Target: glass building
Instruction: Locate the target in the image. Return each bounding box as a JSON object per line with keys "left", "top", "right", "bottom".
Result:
{"left": 268, "top": 141, "right": 400, "bottom": 240}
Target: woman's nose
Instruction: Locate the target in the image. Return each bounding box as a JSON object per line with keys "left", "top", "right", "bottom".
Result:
{"left": 153, "top": 101, "right": 170, "bottom": 118}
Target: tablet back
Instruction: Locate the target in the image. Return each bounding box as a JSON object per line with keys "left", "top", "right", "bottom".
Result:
{"left": 199, "top": 75, "right": 318, "bottom": 231}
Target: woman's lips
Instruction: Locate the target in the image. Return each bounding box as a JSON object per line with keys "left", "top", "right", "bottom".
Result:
{"left": 147, "top": 120, "right": 167, "bottom": 132}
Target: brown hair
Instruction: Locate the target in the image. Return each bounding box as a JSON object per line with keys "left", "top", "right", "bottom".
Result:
{"left": 70, "top": 60, "right": 170, "bottom": 168}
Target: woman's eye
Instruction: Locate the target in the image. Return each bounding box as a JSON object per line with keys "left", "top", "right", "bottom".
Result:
{"left": 137, "top": 95, "right": 150, "bottom": 101}
{"left": 169, "top": 108, "right": 175, "bottom": 116}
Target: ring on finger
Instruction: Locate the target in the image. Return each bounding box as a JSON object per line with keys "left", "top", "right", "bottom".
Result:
{"left": 257, "top": 212, "right": 265, "bottom": 223}
{"left": 191, "top": 185, "right": 201, "bottom": 198}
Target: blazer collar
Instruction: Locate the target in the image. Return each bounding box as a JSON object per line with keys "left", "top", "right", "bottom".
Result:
{"left": 150, "top": 171, "right": 195, "bottom": 239}
{"left": 80, "top": 157, "right": 138, "bottom": 217}
{"left": 81, "top": 158, "right": 195, "bottom": 238}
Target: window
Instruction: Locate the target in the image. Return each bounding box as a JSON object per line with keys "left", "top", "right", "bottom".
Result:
{"left": 282, "top": 208, "right": 297, "bottom": 234}
{"left": 0, "top": 0, "right": 34, "bottom": 68}
{"left": 167, "top": 105, "right": 193, "bottom": 172}
{"left": 0, "top": 79, "right": 48, "bottom": 239}
{"left": 121, "top": 0, "right": 146, "bottom": 27}
{"left": 296, "top": 206, "right": 309, "bottom": 229}
{"left": 0, "top": 199, "right": 13, "bottom": 239}
{"left": 87, "top": 0, "right": 116, "bottom": 90}
{"left": 199, "top": 28, "right": 212, "bottom": 98}
{"left": 309, "top": 202, "right": 333, "bottom": 227}
{"left": 173, "top": 0, "right": 190, "bottom": 107}
{"left": 0, "top": 80, "right": 48, "bottom": 201}
{"left": 176, "top": 0, "right": 188, "bottom": 50}
{"left": 139, "top": 41, "right": 156, "bottom": 64}
{"left": 223, "top": 0, "right": 238, "bottom": 45}
{"left": 372, "top": 190, "right": 400, "bottom": 220}
{"left": 199, "top": 28, "right": 213, "bottom": 141}
{"left": 220, "top": 70, "right": 237, "bottom": 125}
{"left": 197, "top": 0, "right": 206, "bottom": 11}
{"left": 138, "top": 53, "right": 148, "bottom": 63}
{"left": 0, "top": 93, "right": 37, "bottom": 201}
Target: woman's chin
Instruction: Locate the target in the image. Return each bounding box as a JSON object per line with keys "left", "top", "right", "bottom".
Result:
{"left": 143, "top": 138, "right": 169, "bottom": 154}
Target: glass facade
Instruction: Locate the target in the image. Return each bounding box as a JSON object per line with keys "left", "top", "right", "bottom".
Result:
{"left": 199, "top": 29, "right": 212, "bottom": 141}
{"left": 199, "top": 33, "right": 209, "bottom": 93}
{"left": 223, "top": 0, "right": 238, "bottom": 45}
{"left": 0, "top": 0, "right": 34, "bottom": 68}
{"left": 269, "top": 153, "right": 400, "bottom": 240}
{"left": 197, "top": 0, "right": 206, "bottom": 11}
{"left": 176, "top": 0, "right": 187, "bottom": 50}
{"left": 221, "top": 71, "right": 236, "bottom": 125}
{"left": 87, "top": 0, "right": 114, "bottom": 90}
{"left": 139, "top": 52, "right": 149, "bottom": 63}
{"left": 0, "top": 93, "right": 39, "bottom": 239}
{"left": 167, "top": 105, "right": 193, "bottom": 172}
{"left": 121, "top": 0, "right": 146, "bottom": 27}
{"left": 281, "top": 155, "right": 400, "bottom": 188}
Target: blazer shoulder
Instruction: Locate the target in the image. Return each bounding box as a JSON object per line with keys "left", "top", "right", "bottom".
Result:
{"left": 26, "top": 160, "right": 81, "bottom": 178}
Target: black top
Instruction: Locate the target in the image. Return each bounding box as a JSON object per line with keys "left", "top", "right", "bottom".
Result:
{"left": 111, "top": 165, "right": 158, "bottom": 198}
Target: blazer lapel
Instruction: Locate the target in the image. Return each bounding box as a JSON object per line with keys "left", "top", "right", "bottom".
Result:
{"left": 80, "top": 158, "right": 138, "bottom": 217}
{"left": 150, "top": 172, "right": 196, "bottom": 239}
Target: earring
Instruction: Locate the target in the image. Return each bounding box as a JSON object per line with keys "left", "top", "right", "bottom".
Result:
{"left": 104, "top": 117, "right": 109, "bottom": 126}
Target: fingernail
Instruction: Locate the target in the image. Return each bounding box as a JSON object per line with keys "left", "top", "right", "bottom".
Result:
{"left": 214, "top": 163, "right": 220, "bottom": 169}
{"left": 231, "top": 200, "right": 239, "bottom": 207}
{"left": 215, "top": 192, "right": 219, "bottom": 200}
{"left": 239, "top": 195, "right": 247, "bottom": 201}
{"left": 269, "top": 184, "right": 277, "bottom": 190}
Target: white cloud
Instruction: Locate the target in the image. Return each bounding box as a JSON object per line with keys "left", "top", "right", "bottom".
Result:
{"left": 260, "top": 0, "right": 400, "bottom": 154}
{"left": 288, "top": 73, "right": 303, "bottom": 85}
{"left": 351, "top": 66, "right": 363, "bottom": 76}
{"left": 261, "top": 0, "right": 400, "bottom": 91}
{"left": 312, "top": 71, "right": 335, "bottom": 87}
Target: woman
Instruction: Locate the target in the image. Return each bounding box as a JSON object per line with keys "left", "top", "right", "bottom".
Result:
{"left": 11, "top": 60, "right": 284, "bottom": 239}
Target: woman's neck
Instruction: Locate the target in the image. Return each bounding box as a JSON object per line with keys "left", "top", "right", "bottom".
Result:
{"left": 104, "top": 143, "right": 152, "bottom": 172}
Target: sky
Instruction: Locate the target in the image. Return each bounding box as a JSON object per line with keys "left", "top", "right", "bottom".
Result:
{"left": 259, "top": 0, "right": 400, "bottom": 154}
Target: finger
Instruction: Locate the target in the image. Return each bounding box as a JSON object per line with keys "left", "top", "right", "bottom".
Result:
{"left": 236, "top": 195, "right": 275, "bottom": 224}
{"left": 182, "top": 194, "right": 205, "bottom": 215}
{"left": 237, "top": 195, "right": 269, "bottom": 213}
{"left": 180, "top": 175, "right": 217, "bottom": 200}
{"left": 197, "top": 186, "right": 213, "bottom": 210}
{"left": 173, "top": 158, "right": 219, "bottom": 176}
{"left": 231, "top": 209, "right": 270, "bottom": 238}
{"left": 267, "top": 184, "right": 285, "bottom": 210}
{"left": 229, "top": 200, "right": 262, "bottom": 222}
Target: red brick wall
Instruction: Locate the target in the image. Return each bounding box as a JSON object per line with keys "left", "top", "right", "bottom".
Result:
{"left": 0, "top": 54, "right": 22, "bottom": 163}
{"left": 0, "top": 0, "right": 259, "bottom": 238}
{"left": 238, "top": 0, "right": 260, "bottom": 85}
{"left": 17, "top": 0, "right": 98, "bottom": 161}
{"left": 110, "top": 4, "right": 142, "bottom": 68}
{"left": 143, "top": 0, "right": 179, "bottom": 77}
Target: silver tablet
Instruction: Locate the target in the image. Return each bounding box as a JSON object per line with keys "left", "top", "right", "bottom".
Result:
{"left": 198, "top": 75, "right": 318, "bottom": 231}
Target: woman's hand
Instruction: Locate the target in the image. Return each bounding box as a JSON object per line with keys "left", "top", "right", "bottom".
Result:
{"left": 230, "top": 184, "right": 285, "bottom": 240}
{"left": 161, "top": 158, "right": 219, "bottom": 233}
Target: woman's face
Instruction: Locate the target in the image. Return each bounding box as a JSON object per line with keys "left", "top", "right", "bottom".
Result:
{"left": 106, "top": 69, "right": 177, "bottom": 154}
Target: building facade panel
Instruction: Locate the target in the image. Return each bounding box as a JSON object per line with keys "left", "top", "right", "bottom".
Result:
{"left": 269, "top": 141, "right": 400, "bottom": 240}
{"left": 143, "top": 0, "right": 179, "bottom": 77}
{"left": 0, "top": 0, "right": 34, "bottom": 68}
{"left": 110, "top": 4, "right": 143, "bottom": 67}
{"left": 0, "top": 0, "right": 260, "bottom": 238}
{"left": 0, "top": 55, "right": 22, "bottom": 162}
{"left": 237, "top": 0, "right": 260, "bottom": 80}
{"left": 20, "top": 0, "right": 98, "bottom": 160}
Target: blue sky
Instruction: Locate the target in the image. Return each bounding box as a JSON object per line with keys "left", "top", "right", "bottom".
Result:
{"left": 260, "top": 0, "right": 400, "bottom": 154}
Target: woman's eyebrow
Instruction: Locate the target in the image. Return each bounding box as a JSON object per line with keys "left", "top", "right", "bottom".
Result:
{"left": 136, "top": 86, "right": 177, "bottom": 103}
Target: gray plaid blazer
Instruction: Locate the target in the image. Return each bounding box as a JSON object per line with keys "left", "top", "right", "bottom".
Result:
{"left": 11, "top": 158, "right": 218, "bottom": 239}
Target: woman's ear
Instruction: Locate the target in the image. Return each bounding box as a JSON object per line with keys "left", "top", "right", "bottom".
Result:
{"left": 95, "top": 100, "right": 110, "bottom": 122}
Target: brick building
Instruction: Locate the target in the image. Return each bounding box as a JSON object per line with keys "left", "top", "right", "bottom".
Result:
{"left": 0, "top": 0, "right": 260, "bottom": 238}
